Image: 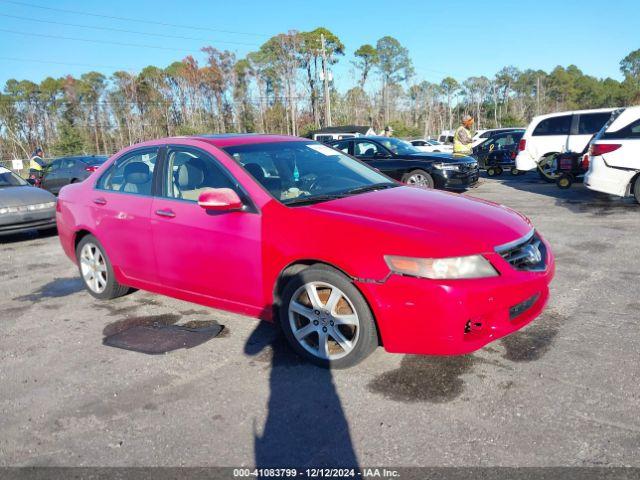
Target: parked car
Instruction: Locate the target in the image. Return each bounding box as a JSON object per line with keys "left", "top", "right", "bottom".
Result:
{"left": 57, "top": 135, "right": 554, "bottom": 368}
{"left": 472, "top": 128, "right": 525, "bottom": 148}
{"left": 410, "top": 139, "right": 453, "bottom": 153}
{"left": 327, "top": 136, "right": 478, "bottom": 190}
{"left": 515, "top": 108, "right": 615, "bottom": 181}
{"left": 584, "top": 106, "right": 640, "bottom": 202}
{"left": 0, "top": 166, "right": 57, "bottom": 236}
{"left": 41, "top": 155, "right": 109, "bottom": 194}
{"left": 473, "top": 130, "right": 525, "bottom": 175}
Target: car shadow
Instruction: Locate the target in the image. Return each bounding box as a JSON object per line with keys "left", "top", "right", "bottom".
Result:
{"left": 244, "top": 320, "right": 360, "bottom": 469}
{"left": 488, "top": 171, "right": 638, "bottom": 215}
{"left": 0, "top": 227, "right": 57, "bottom": 244}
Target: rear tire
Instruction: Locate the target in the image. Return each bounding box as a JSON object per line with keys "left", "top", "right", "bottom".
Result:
{"left": 633, "top": 177, "right": 640, "bottom": 204}
{"left": 279, "top": 265, "right": 378, "bottom": 369}
{"left": 537, "top": 153, "right": 560, "bottom": 183}
{"left": 487, "top": 167, "right": 497, "bottom": 177}
{"left": 510, "top": 167, "right": 520, "bottom": 176}
{"left": 556, "top": 173, "right": 573, "bottom": 189}
{"left": 76, "top": 234, "right": 130, "bottom": 300}
{"left": 402, "top": 169, "right": 434, "bottom": 189}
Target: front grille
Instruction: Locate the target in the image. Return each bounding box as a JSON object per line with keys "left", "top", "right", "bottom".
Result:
{"left": 495, "top": 230, "right": 547, "bottom": 272}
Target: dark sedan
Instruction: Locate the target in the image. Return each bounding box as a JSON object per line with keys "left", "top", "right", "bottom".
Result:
{"left": 0, "top": 166, "right": 57, "bottom": 236}
{"left": 327, "top": 136, "right": 478, "bottom": 190}
{"left": 41, "top": 155, "right": 108, "bottom": 194}
{"left": 473, "top": 130, "right": 524, "bottom": 175}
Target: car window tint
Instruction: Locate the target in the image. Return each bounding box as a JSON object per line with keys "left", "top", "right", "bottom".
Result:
{"left": 165, "top": 148, "right": 236, "bottom": 202}
{"left": 354, "top": 141, "right": 380, "bottom": 157}
{"left": 578, "top": 112, "right": 612, "bottom": 135}
{"left": 332, "top": 140, "right": 351, "bottom": 153}
{"left": 49, "top": 160, "right": 62, "bottom": 171}
{"left": 96, "top": 149, "right": 157, "bottom": 196}
{"left": 64, "top": 159, "right": 76, "bottom": 169}
{"left": 533, "top": 115, "right": 572, "bottom": 136}
{"left": 480, "top": 132, "right": 491, "bottom": 138}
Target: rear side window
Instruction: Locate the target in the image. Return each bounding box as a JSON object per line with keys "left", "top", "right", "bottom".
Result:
{"left": 578, "top": 112, "right": 612, "bottom": 135}
{"left": 332, "top": 140, "right": 351, "bottom": 153}
{"left": 619, "top": 119, "right": 640, "bottom": 139}
{"left": 96, "top": 148, "right": 158, "bottom": 196}
{"left": 533, "top": 115, "right": 572, "bottom": 136}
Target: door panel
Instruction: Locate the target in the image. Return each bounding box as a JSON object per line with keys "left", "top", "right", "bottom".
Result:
{"left": 531, "top": 115, "right": 572, "bottom": 159}
{"left": 151, "top": 146, "right": 262, "bottom": 308}
{"left": 92, "top": 148, "right": 160, "bottom": 283}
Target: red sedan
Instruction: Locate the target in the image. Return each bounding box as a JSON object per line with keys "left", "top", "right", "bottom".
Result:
{"left": 56, "top": 134, "right": 555, "bottom": 368}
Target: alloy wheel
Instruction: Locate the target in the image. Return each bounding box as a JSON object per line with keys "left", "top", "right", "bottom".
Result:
{"left": 407, "top": 173, "right": 429, "bottom": 187}
{"left": 79, "top": 243, "right": 108, "bottom": 294}
{"left": 288, "top": 281, "right": 360, "bottom": 361}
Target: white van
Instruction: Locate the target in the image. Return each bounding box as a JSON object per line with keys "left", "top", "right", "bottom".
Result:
{"left": 515, "top": 108, "right": 616, "bottom": 179}
{"left": 584, "top": 106, "right": 640, "bottom": 202}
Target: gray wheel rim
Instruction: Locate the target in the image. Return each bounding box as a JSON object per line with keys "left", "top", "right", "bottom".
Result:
{"left": 80, "top": 243, "right": 108, "bottom": 294}
{"left": 407, "top": 173, "right": 430, "bottom": 187}
{"left": 288, "top": 281, "right": 360, "bottom": 361}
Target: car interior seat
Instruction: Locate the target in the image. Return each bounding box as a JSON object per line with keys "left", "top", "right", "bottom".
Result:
{"left": 244, "top": 162, "right": 281, "bottom": 198}
{"left": 363, "top": 148, "right": 376, "bottom": 157}
{"left": 119, "top": 162, "right": 152, "bottom": 195}
{"left": 176, "top": 157, "right": 209, "bottom": 201}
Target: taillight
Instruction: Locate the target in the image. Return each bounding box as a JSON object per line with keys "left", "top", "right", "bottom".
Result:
{"left": 518, "top": 139, "right": 526, "bottom": 152}
{"left": 510, "top": 151, "right": 516, "bottom": 160}
{"left": 581, "top": 154, "right": 590, "bottom": 170}
{"left": 590, "top": 143, "right": 621, "bottom": 156}
{"left": 85, "top": 165, "right": 98, "bottom": 173}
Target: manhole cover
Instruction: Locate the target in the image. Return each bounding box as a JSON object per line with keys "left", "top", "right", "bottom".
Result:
{"left": 103, "top": 323, "right": 223, "bottom": 354}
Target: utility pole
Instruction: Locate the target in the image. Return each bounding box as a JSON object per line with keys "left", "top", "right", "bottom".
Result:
{"left": 321, "top": 33, "right": 332, "bottom": 127}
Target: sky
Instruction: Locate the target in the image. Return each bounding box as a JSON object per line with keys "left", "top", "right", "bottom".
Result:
{"left": 0, "top": 0, "right": 639, "bottom": 91}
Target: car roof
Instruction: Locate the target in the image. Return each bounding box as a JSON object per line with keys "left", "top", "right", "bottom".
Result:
{"left": 130, "top": 134, "right": 310, "bottom": 150}
{"left": 531, "top": 108, "right": 617, "bottom": 123}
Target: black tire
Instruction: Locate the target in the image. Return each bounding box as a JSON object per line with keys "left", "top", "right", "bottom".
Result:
{"left": 70, "top": 178, "right": 79, "bottom": 184}
{"left": 487, "top": 167, "right": 496, "bottom": 177}
{"left": 510, "top": 167, "right": 520, "bottom": 176}
{"left": 76, "top": 234, "right": 130, "bottom": 300}
{"left": 633, "top": 177, "right": 640, "bottom": 204}
{"left": 495, "top": 167, "right": 503, "bottom": 176}
{"left": 279, "top": 264, "right": 378, "bottom": 369}
{"left": 556, "top": 174, "right": 573, "bottom": 190}
{"left": 537, "top": 153, "right": 560, "bottom": 183}
{"left": 402, "top": 169, "right": 435, "bottom": 189}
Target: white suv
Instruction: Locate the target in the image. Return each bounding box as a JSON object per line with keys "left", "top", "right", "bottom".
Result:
{"left": 584, "top": 106, "right": 640, "bottom": 202}
{"left": 516, "top": 108, "right": 616, "bottom": 180}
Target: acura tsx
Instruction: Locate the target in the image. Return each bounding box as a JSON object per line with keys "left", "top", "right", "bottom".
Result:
{"left": 56, "top": 134, "right": 555, "bottom": 368}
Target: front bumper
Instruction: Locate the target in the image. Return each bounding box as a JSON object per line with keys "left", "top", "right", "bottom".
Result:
{"left": 0, "top": 209, "right": 57, "bottom": 236}
{"left": 436, "top": 168, "right": 480, "bottom": 190}
{"left": 356, "top": 236, "right": 555, "bottom": 355}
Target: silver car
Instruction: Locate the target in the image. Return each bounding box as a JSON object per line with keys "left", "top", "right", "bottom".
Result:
{"left": 0, "top": 166, "right": 57, "bottom": 236}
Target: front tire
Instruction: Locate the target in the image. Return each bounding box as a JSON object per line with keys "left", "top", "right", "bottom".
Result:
{"left": 76, "top": 234, "right": 130, "bottom": 300}
{"left": 633, "top": 177, "right": 640, "bottom": 204}
{"left": 556, "top": 173, "right": 573, "bottom": 189}
{"left": 402, "top": 169, "right": 435, "bottom": 189}
{"left": 279, "top": 265, "right": 378, "bottom": 369}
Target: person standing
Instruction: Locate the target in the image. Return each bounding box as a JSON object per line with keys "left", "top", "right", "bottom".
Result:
{"left": 29, "top": 147, "right": 46, "bottom": 174}
{"left": 453, "top": 115, "right": 474, "bottom": 157}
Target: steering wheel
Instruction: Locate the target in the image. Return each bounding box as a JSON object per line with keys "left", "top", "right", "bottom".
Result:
{"left": 309, "top": 175, "right": 336, "bottom": 192}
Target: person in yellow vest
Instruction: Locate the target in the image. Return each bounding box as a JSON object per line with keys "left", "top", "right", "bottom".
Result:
{"left": 29, "top": 147, "right": 46, "bottom": 174}
{"left": 453, "top": 115, "right": 474, "bottom": 157}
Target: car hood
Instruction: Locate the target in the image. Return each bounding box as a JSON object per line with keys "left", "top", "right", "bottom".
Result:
{"left": 307, "top": 186, "right": 532, "bottom": 257}
{"left": 0, "top": 185, "right": 56, "bottom": 207}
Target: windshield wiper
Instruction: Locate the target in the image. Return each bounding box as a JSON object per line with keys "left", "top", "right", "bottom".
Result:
{"left": 283, "top": 194, "right": 347, "bottom": 206}
{"left": 344, "top": 183, "right": 398, "bottom": 195}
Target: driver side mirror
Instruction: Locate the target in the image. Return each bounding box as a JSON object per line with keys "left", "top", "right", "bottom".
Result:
{"left": 198, "top": 188, "right": 243, "bottom": 212}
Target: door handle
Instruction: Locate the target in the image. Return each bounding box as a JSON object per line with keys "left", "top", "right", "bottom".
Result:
{"left": 93, "top": 197, "right": 107, "bottom": 205}
{"left": 155, "top": 209, "right": 176, "bottom": 218}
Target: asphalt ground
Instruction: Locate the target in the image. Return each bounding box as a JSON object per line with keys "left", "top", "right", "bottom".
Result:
{"left": 1, "top": 172, "right": 639, "bottom": 469}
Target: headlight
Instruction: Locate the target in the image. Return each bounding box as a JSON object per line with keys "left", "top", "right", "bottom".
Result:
{"left": 0, "top": 201, "right": 56, "bottom": 215}
{"left": 432, "top": 163, "right": 460, "bottom": 171}
{"left": 385, "top": 254, "right": 498, "bottom": 279}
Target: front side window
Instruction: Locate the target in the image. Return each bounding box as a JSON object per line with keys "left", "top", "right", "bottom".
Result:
{"left": 96, "top": 148, "right": 157, "bottom": 195}
{"left": 578, "top": 112, "right": 612, "bottom": 135}
{"left": 354, "top": 141, "right": 382, "bottom": 157}
{"left": 63, "top": 159, "right": 76, "bottom": 169}
{"left": 164, "top": 148, "right": 236, "bottom": 202}
{"left": 48, "top": 160, "right": 62, "bottom": 172}
{"left": 533, "top": 115, "right": 572, "bottom": 136}
{"left": 223, "top": 141, "right": 395, "bottom": 205}
{"left": 332, "top": 140, "right": 351, "bottom": 153}
{"left": 375, "top": 137, "right": 422, "bottom": 155}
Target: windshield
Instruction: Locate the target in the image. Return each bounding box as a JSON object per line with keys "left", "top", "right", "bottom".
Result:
{"left": 0, "top": 168, "right": 28, "bottom": 187}
{"left": 223, "top": 141, "right": 396, "bottom": 205}
{"left": 374, "top": 137, "right": 422, "bottom": 155}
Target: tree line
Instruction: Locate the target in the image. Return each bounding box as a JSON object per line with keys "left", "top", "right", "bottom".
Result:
{"left": 0, "top": 28, "right": 639, "bottom": 160}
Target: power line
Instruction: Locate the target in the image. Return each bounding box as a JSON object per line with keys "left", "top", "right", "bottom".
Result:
{"left": 0, "top": 56, "right": 135, "bottom": 70}
{"left": 0, "top": 13, "right": 261, "bottom": 47}
{"left": 0, "top": 28, "right": 204, "bottom": 52}
{"left": 0, "top": 0, "right": 270, "bottom": 38}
